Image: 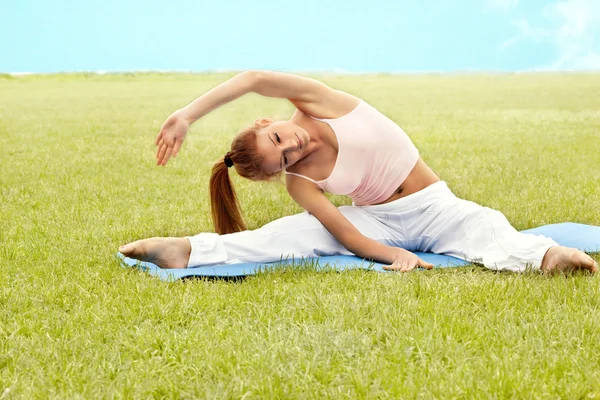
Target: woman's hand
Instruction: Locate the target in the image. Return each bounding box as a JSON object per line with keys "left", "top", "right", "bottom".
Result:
{"left": 382, "top": 248, "right": 434, "bottom": 272}
{"left": 155, "top": 111, "right": 190, "bottom": 166}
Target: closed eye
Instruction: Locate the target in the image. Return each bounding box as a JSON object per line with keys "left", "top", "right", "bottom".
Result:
{"left": 274, "top": 133, "right": 281, "bottom": 143}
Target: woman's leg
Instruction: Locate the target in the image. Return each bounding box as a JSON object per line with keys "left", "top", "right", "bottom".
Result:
{"left": 396, "top": 183, "right": 595, "bottom": 272}
{"left": 186, "top": 206, "right": 403, "bottom": 267}
{"left": 120, "top": 205, "right": 403, "bottom": 269}
{"left": 415, "top": 198, "right": 557, "bottom": 272}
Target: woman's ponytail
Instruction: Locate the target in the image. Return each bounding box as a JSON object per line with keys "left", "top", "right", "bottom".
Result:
{"left": 209, "top": 157, "right": 246, "bottom": 234}
{"left": 209, "top": 126, "right": 279, "bottom": 234}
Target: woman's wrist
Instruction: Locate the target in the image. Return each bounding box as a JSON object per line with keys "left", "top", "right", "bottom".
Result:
{"left": 172, "top": 109, "right": 194, "bottom": 125}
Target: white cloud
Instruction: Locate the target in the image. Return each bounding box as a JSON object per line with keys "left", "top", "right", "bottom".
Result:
{"left": 486, "top": 0, "right": 519, "bottom": 12}
{"left": 545, "top": 0, "right": 599, "bottom": 37}
{"left": 499, "top": 19, "right": 550, "bottom": 50}
{"left": 500, "top": 0, "right": 600, "bottom": 70}
{"left": 567, "top": 51, "right": 600, "bottom": 69}
{"left": 545, "top": 0, "right": 600, "bottom": 69}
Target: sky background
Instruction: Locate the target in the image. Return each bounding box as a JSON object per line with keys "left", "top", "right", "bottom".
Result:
{"left": 1, "top": 0, "right": 599, "bottom": 73}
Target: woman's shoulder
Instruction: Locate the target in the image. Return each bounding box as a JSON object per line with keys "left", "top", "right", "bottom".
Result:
{"left": 290, "top": 92, "right": 362, "bottom": 120}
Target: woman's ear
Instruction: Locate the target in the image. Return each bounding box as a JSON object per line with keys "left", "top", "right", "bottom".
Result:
{"left": 254, "top": 118, "right": 274, "bottom": 127}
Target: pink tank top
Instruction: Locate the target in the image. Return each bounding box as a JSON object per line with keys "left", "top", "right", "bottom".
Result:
{"left": 285, "top": 100, "right": 419, "bottom": 206}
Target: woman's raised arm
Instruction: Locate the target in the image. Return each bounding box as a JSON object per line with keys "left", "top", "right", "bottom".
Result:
{"left": 155, "top": 71, "right": 258, "bottom": 165}
{"left": 155, "top": 70, "right": 355, "bottom": 166}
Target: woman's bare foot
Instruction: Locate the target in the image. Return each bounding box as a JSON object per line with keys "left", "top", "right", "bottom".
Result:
{"left": 541, "top": 246, "right": 598, "bottom": 274}
{"left": 119, "top": 237, "right": 191, "bottom": 269}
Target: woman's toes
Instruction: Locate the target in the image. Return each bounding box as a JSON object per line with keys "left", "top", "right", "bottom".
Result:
{"left": 119, "top": 243, "right": 133, "bottom": 255}
{"left": 572, "top": 252, "right": 596, "bottom": 272}
{"left": 119, "top": 241, "right": 144, "bottom": 257}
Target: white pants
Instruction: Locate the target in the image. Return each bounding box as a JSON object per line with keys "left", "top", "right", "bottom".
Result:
{"left": 186, "top": 181, "right": 558, "bottom": 272}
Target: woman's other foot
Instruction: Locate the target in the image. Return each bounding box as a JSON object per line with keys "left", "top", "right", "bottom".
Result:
{"left": 119, "top": 237, "right": 191, "bottom": 269}
{"left": 541, "top": 246, "right": 598, "bottom": 274}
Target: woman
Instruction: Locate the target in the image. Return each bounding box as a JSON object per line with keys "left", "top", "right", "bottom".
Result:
{"left": 119, "top": 70, "right": 597, "bottom": 273}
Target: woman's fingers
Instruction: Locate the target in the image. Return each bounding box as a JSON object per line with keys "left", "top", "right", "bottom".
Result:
{"left": 172, "top": 138, "right": 182, "bottom": 158}
{"left": 382, "top": 262, "right": 398, "bottom": 271}
{"left": 155, "top": 132, "right": 183, "bottom": 165}
{"left": 383, "top": 260, "right": 406, "bottom": 271}
{"left": 156, "top": 143, "right": 168, "bottom": 165}
{"left": 418, "top": 258, "right": 434, "bottom": 270}
{"left": 156, "top": 138, "right": 165, "bottom": 159}
{"left": 401, "top": 261, "right": 417, "bottom": 272}
{"left": 160, "top": 147, "right": 174, "bottom": 166}
{"left": 155, "top": 131, "right": 163, "bottom": 146}
{"left": 383, "top": 258, "right": 435, "bottom": 272}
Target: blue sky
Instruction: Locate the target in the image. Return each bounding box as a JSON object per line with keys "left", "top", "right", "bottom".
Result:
{"left": 1, "top": 0, "right": 599, "bottom": 73}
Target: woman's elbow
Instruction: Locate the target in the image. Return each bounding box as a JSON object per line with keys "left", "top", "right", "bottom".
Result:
{"left": 237, "top": 70, "right": 261, "bottom": 91}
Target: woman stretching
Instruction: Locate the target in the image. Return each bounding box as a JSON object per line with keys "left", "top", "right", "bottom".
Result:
{"left": 119, "top": 71, "right": 598, "bottom": 273}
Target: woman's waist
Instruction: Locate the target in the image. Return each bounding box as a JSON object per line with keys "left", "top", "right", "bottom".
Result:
{"left": 375, "top": 158, "right": 440, "bottom": 205}
{"left": 323, "top": 158, "right": 440, "bottom": 206}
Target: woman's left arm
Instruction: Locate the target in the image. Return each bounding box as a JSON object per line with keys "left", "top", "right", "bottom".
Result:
{"left": 286, "top": 176, "right": 433, "bottom": 272}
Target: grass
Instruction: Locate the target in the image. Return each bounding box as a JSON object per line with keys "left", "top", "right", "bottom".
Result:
{"left": 1, "top": 72, "right": 600, "bottom": 399}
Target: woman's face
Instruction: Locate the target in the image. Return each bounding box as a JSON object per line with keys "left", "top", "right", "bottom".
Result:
{"left": 255, "top": 120, "right": 310, "bottom": 174}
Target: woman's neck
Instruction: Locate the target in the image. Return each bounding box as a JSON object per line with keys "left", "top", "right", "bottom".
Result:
{"left": 291, "top": 113, "right": 326, "bottom": 160}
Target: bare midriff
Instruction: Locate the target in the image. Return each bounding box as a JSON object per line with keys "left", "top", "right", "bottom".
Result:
{"left": 376, "top": 158, "right": 441, "bottom": 205}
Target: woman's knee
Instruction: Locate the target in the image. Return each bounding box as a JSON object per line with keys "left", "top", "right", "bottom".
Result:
{"left": 258, "top": 211, "right": 325, "bottom": 233}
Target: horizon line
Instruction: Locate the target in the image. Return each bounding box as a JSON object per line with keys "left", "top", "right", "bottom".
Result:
{"left": 3, "top": 68, "right": 600, "bottom": 76}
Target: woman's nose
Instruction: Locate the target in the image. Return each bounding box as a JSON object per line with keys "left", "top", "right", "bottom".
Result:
{"left": 285, "top": 139, "right": 297, "bottom": 150}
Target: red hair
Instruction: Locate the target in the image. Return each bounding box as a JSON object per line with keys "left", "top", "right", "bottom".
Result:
{"left": 209, "top": 125, "right": 278, "bottom": 234}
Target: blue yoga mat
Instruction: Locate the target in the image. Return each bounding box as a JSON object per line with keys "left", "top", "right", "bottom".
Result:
{"left": 118, "top": 222, "right": 600, "bottom": 281}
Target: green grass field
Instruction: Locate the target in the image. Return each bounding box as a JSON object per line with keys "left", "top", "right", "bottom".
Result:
{"left": 1, "top": 72, "right": 599, "bottom": 399}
